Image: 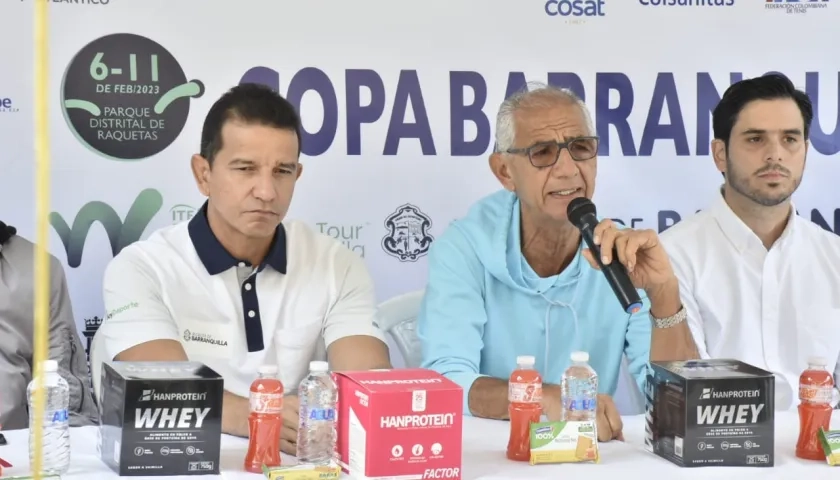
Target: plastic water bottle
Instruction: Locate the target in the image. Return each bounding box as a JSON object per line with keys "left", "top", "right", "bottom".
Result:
{"left": 27, "top": 359, "right": 71, "bottom": 474}
{"left": 296, "top": 361, "right": 338, "bottom": 465}
{"left": 561, "top": 351, "right": 598, "bottom": 423}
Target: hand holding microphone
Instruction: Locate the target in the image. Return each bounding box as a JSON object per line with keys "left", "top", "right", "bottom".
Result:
{"left": 567, "top": 198, "right": 676, "bottom": 314}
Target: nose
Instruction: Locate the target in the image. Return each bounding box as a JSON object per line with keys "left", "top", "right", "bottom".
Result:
{"left": 550, "top": 148, "right": 579, "bottom": 178}
{"left": 764, "top": 139, "right": 785, "bottom": 163}
{"left": 252, "top": 170, "right": 277, "bottom": 202}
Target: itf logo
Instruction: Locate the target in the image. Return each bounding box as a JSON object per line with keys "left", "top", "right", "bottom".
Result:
{"left": 765, "top": 0, "right": 829, "bottom": 13}
{"left": 170, "top": 204, "right": 197, "bottom": 224}
{"left": 545, "top": 0, "right": 606, "bottom": 16}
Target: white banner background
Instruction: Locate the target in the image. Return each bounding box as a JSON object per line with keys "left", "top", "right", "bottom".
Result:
{"left": 0, "top": 1, "right": 838, "bottom": 379}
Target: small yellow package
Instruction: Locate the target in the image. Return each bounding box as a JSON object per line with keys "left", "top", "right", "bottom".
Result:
{"left": 529, "top": 420, "right": 600, "bottom": 465}
{"left": 818, "top": 427, "right": 840, "bottom": 465}
{"left": 261, "top": 461, "right": 342, "bottom": 480}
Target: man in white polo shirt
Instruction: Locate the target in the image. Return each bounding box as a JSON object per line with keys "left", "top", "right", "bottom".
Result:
{"left": 98, "top": 83, "right": 391, "bottom": 454}
{"left": 661, "top": 74, "right": 840, "bottom": 410}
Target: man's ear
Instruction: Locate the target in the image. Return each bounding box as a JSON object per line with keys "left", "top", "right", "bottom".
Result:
{"left": 489, "top": 153, "right": 515, "bottom": 192}
{"left": 191, "top": 154, "right": 212, "bottom": 197}
{"left": 711, "top": 139, "right": 727, "bottom": 177}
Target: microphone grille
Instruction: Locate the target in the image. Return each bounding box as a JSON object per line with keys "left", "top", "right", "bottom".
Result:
{"left": 567, "top": 197, "right": 596, "bottom": 226}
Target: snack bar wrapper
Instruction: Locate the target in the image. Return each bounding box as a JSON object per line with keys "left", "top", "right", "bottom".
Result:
{"left": 529, "top": 420, "right": 600, "bottom": 465}
{"left": 819, "top": 427, "right": 840, "bottom": 466}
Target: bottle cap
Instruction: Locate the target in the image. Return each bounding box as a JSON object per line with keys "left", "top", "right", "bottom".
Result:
{"left": 41, "top": 360, "right": 58, "bottom": 372}
{"left": 310, "top": 361, "right": 329, "bottom": 372}
{"left": 571, "top": 351, "right": 589, "bottom": 363}
{"left": 516, "top": 355, "right": 535, "bottom": 367}
{"left": 808, "top": 356, "right": 828, "bottom": 367}
{"left": 258, "top": 364, "right": 279, "bottom": 375}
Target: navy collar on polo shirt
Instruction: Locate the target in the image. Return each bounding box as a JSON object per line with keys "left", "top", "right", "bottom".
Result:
{"left": 188, "top": 202, "right": 288, "bottom": 275}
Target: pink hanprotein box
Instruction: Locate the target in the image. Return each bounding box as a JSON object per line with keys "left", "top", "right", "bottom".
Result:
{"left": 333, "top": 368, "right": 464, "bottom": 480}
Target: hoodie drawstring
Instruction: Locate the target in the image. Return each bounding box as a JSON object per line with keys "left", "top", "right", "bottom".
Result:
{"left": 538, "top": 281, "right": 581, "bottom": 375}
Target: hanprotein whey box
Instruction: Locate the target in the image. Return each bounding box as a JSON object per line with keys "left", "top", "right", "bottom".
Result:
{"left": 99, "top": 361, "right": 224, "bottom": 476}
{"left": 644, "top": 359, "right": 775, "bottom": 467}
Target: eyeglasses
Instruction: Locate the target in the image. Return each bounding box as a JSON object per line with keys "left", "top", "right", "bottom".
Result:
{"left": 505, "top": 136, "right": 600, "bottom": 168}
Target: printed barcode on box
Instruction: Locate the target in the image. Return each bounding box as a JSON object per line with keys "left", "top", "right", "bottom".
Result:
{"left": 675, "top": 437, "right": 683, "bottom": 457}
{"left": 412, "top": 390, "right": 426, "bottom": 412}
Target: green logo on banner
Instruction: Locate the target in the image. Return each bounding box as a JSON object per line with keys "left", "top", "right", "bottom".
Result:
{"left": 50, "top": 188, "right": 163, "bottom": 268}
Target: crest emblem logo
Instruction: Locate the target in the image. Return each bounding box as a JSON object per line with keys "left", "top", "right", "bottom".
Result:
{"left": 381, "top": 204, "right": 434, "bottom": 262}
{"left": 183, "top": 329, "right": 191, "bottom": 342}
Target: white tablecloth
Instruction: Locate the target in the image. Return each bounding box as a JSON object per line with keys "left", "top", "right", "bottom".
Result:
{"left": 0, "top": 411, "right": 837, "bottom": 479}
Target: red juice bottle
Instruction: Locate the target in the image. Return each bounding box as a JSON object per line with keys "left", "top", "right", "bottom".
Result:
{"left": 244, "top": 365, "right": 284, "bottom": 473}
{"left": 506, "top": 355, "right": 543, "bottom": 462}
{"left": 796, "top": 356, "right": 836, "bottom": 461}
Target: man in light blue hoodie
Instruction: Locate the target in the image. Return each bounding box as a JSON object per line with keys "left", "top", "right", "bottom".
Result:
{"left": 417, "top": 82, "right": 699, "bottom": 442}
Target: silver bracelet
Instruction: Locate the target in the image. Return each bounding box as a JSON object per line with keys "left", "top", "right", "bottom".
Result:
{"left": 650, "top": 305, "right": 687, "bottom": 329}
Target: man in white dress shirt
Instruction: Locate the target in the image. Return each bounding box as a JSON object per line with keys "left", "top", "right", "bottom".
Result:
{"left": 661, "top": 74, "right": 840, "bottom": 410}
{"left": 97, "top": 84, "right": 392, "bottom": 454}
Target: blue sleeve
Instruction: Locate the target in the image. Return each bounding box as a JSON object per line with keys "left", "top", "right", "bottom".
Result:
{"left": 417, "top": 226, "right": 488, "bottom": 417}
{"left": 624, "top": 291, "right": 652, "bottom": 395}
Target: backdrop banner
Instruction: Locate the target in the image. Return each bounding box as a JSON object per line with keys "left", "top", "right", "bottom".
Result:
{"left": 1, "top": 1, "right": 838, "bottom": 405}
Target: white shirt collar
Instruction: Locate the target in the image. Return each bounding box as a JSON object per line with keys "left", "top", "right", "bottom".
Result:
{"left": 711, "top": 186, "right": 798, "bottom": 253}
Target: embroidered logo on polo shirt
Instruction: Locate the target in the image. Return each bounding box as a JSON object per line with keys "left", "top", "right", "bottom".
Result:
{"left": 182, "top": 329, "right": 228, "bottom": 347}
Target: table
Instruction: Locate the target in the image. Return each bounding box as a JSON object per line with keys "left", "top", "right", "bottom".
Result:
{"left": 0, "top": 411, "right": 837, "bottom": 479}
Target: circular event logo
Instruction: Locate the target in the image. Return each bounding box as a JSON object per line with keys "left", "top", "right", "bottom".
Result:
{"left": 61, "top": 33, "right": 205, "bottom": 161}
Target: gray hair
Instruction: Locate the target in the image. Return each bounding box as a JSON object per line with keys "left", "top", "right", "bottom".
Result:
{"left": 494, "top": 81, "right": 594, "bottom": 153}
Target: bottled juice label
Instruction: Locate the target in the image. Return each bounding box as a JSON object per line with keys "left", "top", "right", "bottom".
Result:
{"left": 800, "top": 384, "right": 833, "bottom": 404}
{"left": 250, "top": 392, "right": 284, "bottom": 414}
{"left": 509, "top": 382, "right": 542, "bottom": 403}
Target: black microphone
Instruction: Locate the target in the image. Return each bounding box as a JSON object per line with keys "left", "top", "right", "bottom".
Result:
{"left": 0, "top": 221, "right": 16, "bottom": 245}
{"left": 567, "top": 198, "right": 643, "bottom": 314}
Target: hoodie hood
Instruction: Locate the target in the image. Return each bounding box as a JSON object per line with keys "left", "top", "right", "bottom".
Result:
{"left": 452, "top": 189, "right": 585, "bottom": 294}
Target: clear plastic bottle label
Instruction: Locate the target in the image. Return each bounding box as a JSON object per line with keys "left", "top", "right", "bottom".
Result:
{"left": 566, "top": 398, "right": 596, "bottom": 411}
{"left": 306, "top": 407, "right": 336, "bottom": 421}
{"left": 509, "top": 382, "right": 542, "bottom": 403}
{"left": 250, "top": 392, "right": 284, "bottom": 414}
{"left": 800, "top": 384, "right": 833, "bottom": 404}
{"left": 51, "top": 409, "right": 69, "bottom": 423}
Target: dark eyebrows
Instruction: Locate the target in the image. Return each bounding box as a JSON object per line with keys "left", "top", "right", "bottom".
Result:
{"left": 228, "top": 158, "right": 255, "bottom": 166}
{"left": 227, "top": 158, "right": 298, "bottom": 170}
{"left": 740, "top": 128, "right": 803, "bottom": 136}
